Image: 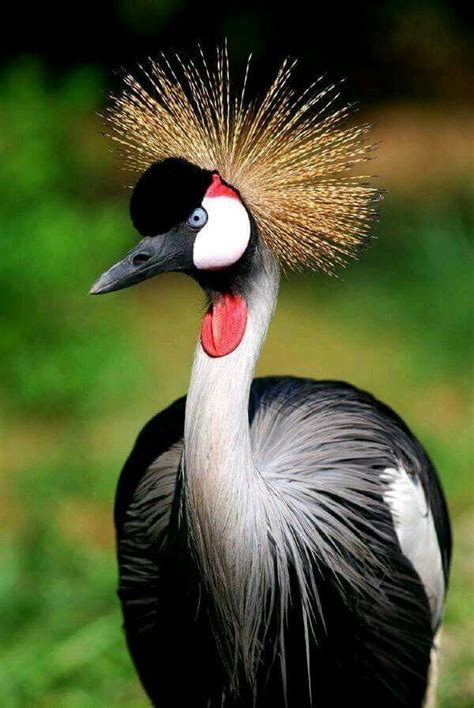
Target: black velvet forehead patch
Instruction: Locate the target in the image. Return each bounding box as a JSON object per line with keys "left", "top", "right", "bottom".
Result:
{"left": 130, "top": 158, "right": 214, "bottom": 237}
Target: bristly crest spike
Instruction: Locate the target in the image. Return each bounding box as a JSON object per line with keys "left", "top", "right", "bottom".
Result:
{"left": 106, "top": 46, "right": 381, "bottom": 274}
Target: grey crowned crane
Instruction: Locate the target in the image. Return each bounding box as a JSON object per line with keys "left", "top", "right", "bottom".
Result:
{"left": 91, "top": 50, "right": 451, "bottom": 707}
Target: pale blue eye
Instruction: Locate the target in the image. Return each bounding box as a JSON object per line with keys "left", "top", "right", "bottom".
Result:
{"left": 187, "top": 207, "right": 208, "bottom": 229}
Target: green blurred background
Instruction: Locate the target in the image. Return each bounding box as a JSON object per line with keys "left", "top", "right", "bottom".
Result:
{"left": 0, "top": 1, "right": 473, "bottom": 705}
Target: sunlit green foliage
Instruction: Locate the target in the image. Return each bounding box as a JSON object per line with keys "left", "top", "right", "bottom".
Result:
{"left": 0, "top": 60, "right": 143, "bottom": 417}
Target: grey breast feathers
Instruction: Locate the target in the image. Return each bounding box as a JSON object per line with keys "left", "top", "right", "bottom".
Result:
{"left": 249, "top": 376, "right": 450, "bottom": 630}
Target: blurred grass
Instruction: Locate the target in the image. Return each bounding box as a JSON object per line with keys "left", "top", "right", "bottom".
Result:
{"left": 0, "top": 60, "right": 472, "bottom": 706}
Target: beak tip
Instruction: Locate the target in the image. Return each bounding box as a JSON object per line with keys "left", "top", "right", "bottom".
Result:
{"left": 89, "top": 272, "right": 112, "bottom": 295}
{"left": 89, "top": 281, "right": 102, "bottom": 295}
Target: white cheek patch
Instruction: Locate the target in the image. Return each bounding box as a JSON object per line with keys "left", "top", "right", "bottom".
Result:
{"left": 193, "top": 196, "right": 251, "bottom": 270}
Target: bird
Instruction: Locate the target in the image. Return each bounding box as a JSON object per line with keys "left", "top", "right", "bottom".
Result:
{"left": 90, "top": 48, "right": 451, "bottom": 707}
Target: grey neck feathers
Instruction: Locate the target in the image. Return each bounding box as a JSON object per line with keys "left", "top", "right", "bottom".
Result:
{"left": 181, "top": 247, "right": 418, "bottom": 699}
{"left": 183, "top": 246, "right": 280, "bottom": 684}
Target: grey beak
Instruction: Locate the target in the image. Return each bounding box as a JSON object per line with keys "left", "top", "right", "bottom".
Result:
{"left": 90, "top": 238, "right": 156, "bottom": 294}
{"left": 90, "top": 233, "right": 190, "bottom": 295}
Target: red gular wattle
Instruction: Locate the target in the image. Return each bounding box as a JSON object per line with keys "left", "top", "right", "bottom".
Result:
{"left": 200, "top": 292, "right": 248, "bottom": 357}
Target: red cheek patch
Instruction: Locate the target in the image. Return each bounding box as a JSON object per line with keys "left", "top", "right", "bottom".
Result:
{"left": 200, "top": 292, "right": 248, "bottom": 357}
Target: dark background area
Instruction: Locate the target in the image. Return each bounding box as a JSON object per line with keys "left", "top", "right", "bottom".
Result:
{"left": 1, "top": 1, "right": 472, "bottom": 705}
{"left": 3, "top": 1, "right": 474, "bottom": 100}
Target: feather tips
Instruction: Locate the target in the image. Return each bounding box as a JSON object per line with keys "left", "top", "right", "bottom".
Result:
{"left": 106, "top": 47, "right": 381, "bottom": 273}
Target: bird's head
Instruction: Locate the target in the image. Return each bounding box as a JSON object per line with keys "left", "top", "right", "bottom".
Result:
{"left": 91, "top": 49, "right": 380, "bottom": 355}
{"left": 90, "top": 157, "right": 254, "bottom": 295}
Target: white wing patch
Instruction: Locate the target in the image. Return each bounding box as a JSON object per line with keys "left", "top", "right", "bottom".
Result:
{"left": 381, "top": 467, "right": 445, "bottom": 627}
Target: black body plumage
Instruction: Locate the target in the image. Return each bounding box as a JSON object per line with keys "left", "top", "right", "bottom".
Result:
{"left": 116, "top": 379, "right": 451, "bottom": 707}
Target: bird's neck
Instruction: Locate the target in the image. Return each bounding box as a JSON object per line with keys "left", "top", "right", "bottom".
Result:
{"left": 183, "top": 246, "right": 280, "bottom": 678}
{"left": 184, "top": 247, "right": 279, "bottom": 485}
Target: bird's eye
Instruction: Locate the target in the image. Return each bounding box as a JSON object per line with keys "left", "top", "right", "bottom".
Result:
{"left": 187, "top": 207, "right": 208, "bottom": 229}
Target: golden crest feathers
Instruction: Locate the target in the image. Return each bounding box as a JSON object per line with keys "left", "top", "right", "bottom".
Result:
{"left": 106, "top": 47, "right": 380, "bottom": 273}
